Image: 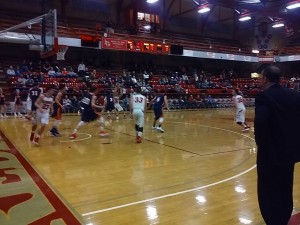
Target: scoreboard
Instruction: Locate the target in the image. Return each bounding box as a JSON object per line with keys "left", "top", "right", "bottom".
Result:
{"left": 101, "top": 37, "right": 169, "bottom": 55}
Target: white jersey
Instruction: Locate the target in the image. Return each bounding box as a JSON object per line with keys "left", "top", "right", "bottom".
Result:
{"left": 41, "top": 95, "right": 54, "bottom": 112}
{"left": 131, "top": 93, "right": 146, "bottom": 111}
{"left": 233, "top": 95, "right": 245, "bottom": 110}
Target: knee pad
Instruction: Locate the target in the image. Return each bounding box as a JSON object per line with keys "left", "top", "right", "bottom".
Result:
{"left": 158, "top": 117, "right": 164, "bottom": 123}
{"left": 236, "top": 122, "right": 242, "bottom": 125}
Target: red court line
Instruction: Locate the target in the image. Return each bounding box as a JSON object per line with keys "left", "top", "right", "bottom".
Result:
{"left": 0, "top": 130, "right": 82, "bottom": 225}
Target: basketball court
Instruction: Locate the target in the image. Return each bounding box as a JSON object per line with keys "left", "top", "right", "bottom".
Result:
{"left": 1, "top": 109, "right": 299, "bottom": 225}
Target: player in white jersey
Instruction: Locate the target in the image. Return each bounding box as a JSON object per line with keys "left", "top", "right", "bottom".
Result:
{"left": 232, "top": 89, "right": 250, "bottom": 132}
{"left": 130, "top": 86, "right": 147, "bottom": 143}
{"left": 30, "top": 85, "right": 56, "bottom": 145}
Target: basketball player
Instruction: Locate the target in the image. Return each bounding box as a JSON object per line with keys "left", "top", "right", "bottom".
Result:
{"left": 130, "top": 86, "right": 146, "bottom": 143}
{"left": 149, "top": 90, "right": 169, "bottom": 133}
{"left": 50, "top": 83, "right": 67, "bottom": 136}
{"left": 30, "top": 85, "right": 56, "bottom": 145}
{"left": 114, "top": 92, "right": 126, "bottom": 119}
{"left": 0, "top": 88, "right": 7, "bottom": 118}
{"left": 25, "top": 82, "right": 41, "bottom": 121}
{"left": 69, "top": 86, "right": 109, "bottom": 139}
{"left": 104, "top": 89, "right": 118, "bottom": 119}
{"left": 232, "top": 89, "right": 250, "bottom": 132}
{"left": 14, "top": 89, "right": 23, "bottom": 117}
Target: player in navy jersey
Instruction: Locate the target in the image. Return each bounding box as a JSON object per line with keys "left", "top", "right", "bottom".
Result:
{"left": 149, "top": 90, "right": 169, "bottom": 133}
{"left": 69, "top": 86, "right": 109, "bottom": 139}
{"left": 50, "top": 84, "right": 67, "bottom": 136}
{"left": 104, "top": 89, "right": 119, "bottom": 119}
{"left": 0, "top": 88, "right": 7, "bottom": 118}
{"left": 25, "top": 83, "right": 41, "bottom": 120}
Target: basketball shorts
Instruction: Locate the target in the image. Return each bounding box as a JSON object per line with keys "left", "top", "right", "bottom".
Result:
{"left": 33, "top": 110, "right": 50, "bottom": 125}
{"left": 52, "top": 103, "right": 62, "bottom": 120}
{"left": 153, "top": 107, "right": 163, "bottom": 120}
{"left": 132, "top": 109, "right": 144, "bottom": 127}
{"left": 235, "top": 108, "right": 245, "bottom": 123}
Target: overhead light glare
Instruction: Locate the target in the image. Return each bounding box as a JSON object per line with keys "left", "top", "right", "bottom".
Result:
{"left": 239, "top": 16, "right": 251, "bottom": 21}
{"left": 252, "top": 49, "right": 259, "bottom": 54}
{"left": 286, "top": 2, "right": 300, "bottom": 9}
{"left": 146, "top": 0, "right": 159, "bottom": 3}
{"left": 144, "top": 25, "right": 151, "bottom": 30}
{"left": 272, "top": 22, "right": 284, "bottom": 28}
{"left": 198, "top": 6, "right": 210, "bottom": 13}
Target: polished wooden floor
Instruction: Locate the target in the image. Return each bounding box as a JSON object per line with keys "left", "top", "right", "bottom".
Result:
{"left": 1, "top": 108, "right": 300, "bottom": 225}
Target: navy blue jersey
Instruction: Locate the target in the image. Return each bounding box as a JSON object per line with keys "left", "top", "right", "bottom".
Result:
{"left": 80, "top": 93, "right": 93, "bottom": 110}
{"left": 106, "top": 94, "right": 114, "bottom": 106}
{"left": 105, "top": 94, "right": 115, "bottom": 111}
{"left": 80, "top": 92, "right": 99, "bottom": 122}
{"left": 29, "top": 87, "right": 41, "bottom": 103}
{"left": 153, "top": 94, "right": 165, "bottom": 109}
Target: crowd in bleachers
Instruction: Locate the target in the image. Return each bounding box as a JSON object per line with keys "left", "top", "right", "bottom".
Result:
{"left": 2, "top": 57, "right": 300, "bottom": 115}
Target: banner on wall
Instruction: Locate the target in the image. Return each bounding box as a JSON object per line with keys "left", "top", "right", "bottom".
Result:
{"left": 101, "top": 37, "right": 127, "bottom": 50}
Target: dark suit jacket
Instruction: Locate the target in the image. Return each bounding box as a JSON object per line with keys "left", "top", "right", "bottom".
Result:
{"left": 254, "top": 83, "right": 300, "bottom": 165}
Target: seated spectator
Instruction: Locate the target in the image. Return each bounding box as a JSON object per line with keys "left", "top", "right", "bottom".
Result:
{"left": 7, "top": 66, "right": 16, "bottom": 76}
{"left": 20, "top": 60, "right": 29, "bottom": 74}
{"left": 17, "top": 74, "right": 27, "bottom": 86}
{"left": 61, "top": 68, "right": 68, "bottom": 76}
{"left": 63, "top": 95, "right": 73, "bottom": 113}
{"left": 48, "top": 67, "right": 56, "bottom": 77}
{"left": 15, "top": 66, "right": 21, "bottom": 76}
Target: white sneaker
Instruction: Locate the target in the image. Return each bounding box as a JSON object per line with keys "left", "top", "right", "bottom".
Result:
{"left": 242, "top": 128, "right": 250, "bottom": 132}
{"left": 156, "top": 127, "right": 164, "bottom": 133}
{"left": 152, "top": 126, "right": 157, "bottom": 130}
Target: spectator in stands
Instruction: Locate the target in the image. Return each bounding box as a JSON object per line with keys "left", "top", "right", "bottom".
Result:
{"left": 42, "top": 61, "right": 51, "bottom": 73}
{"left": 63, "top": 95, "right": 73, "bottom": 113}
{"left": 17, "top": 74, "right": 27, "bottom": 86}
{"left": 15, "top": 66, "right": 21, "bottom": 76}
{"left": 90, "top": 69, "right": 97, "bottom": 80}
{"left": 105, "top": 20, "right": 114, "bottom": 36}
{"left": 71, "top": 95, "right": 80, "bottom": 113}
{"left": 61, "top": 68, "right": 68, "bottom": 77}
{"left": 48, "top": 67, "right": 56, "bottom": 77}
{"left": 20, "top": 60, "right": 29, "bottom": 74}
{"left": 182, "top": 73, "right": 189, "bottom": 84}
{"left": 143, "top": 71, "right": 149, "bottom": 85}
{"left": 7, "top": 66, "right": 16, "bottom": 76}
{"left": 78, "top": 61, "right": 86, "bottom": 77}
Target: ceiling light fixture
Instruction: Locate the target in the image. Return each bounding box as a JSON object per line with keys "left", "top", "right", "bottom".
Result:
{"left": 272, "top": 22, "right": 284, "bottom": 28}
{"left": 146, "top": 0, "right": 159, "bottom": 3}
{"left": 198, "top": 4, "right": 211, "bottom": 13}
{"left": 286, "top": 1, "right": 300, "bottom": 9}
{"left": 239, "top": 15, "right": 251, "bottom": 21}
{"left": 252, "top": 49, "right": 259, "bottom": 54}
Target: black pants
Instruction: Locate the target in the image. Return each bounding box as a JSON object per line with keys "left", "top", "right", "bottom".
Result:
{"left": 257, "top": 162, "right": 294, "bottom": 225}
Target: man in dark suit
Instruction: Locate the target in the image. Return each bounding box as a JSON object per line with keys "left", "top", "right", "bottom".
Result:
{"left": 255, "top": 65, "right": 300, "bottom": 225}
